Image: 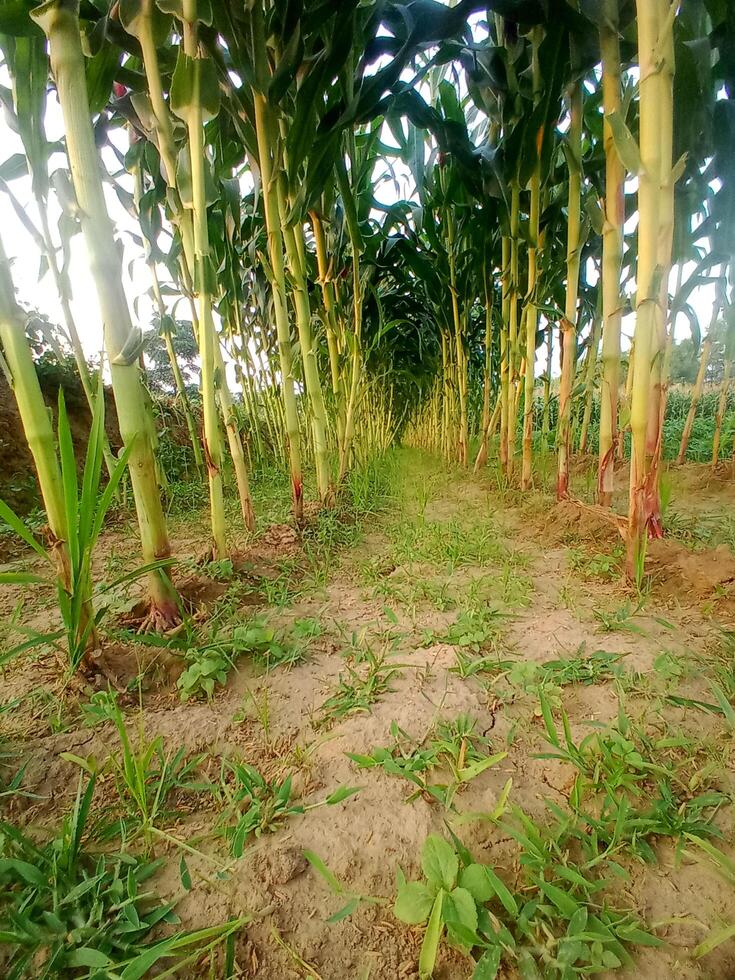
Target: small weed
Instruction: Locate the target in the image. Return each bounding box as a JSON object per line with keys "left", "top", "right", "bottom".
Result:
{"left": 685, "top": 838, "right": 735, "bottom": 956}
{"left": 290, "top": 617, "right": 324, "bottom": 642}
{"left": 0, "top": 774, "right": 243, "bottom": 976}
{"left": 315, "top": 650, "right": 402, "bottom": 728}
{"left": 426, "top": 606, "right": 505, "bottom": 653}
{"left": 497, "top": 562, "right": 534, "bottom": 606}
{"left": 218, "top": 761, "right": 359, "bottom": 857}
{"left": 235, "top": 685, "right": 273, "bottom": 744}
{"left": 538, "top": 646, "right": 626, "bottom": 686}
{"left": 537, "top": 691, "right": 673, "bottom": 805}
{"left": 594, "top": 603, "right": 646, "bottom": 635}
{"left": 451, "top": 650, "right": 514, "bottom": 679}
{"left": 178, "top": 645, "right": 235, "bottom": 701}
{"left": 390, "top": 518, "right": 503, "bottom": 571}
{"left": 653, "top": 649, "right": 690, "bottom": 684}
{"left": 394, "top": 822, "right": 660, "bottom": 978}
{"left": 347, "top": 716, "right": 506, "bottom": 808}
{"left": 537, "top": 692, "right": 729, "bottom": 859}
{"left": 581, "top": 782, "right": 728, "bottom": 864}
{"left": 304, "top": 850, "right": 385, "bottom": 922}
{"left": 568, "top": 545, "right": 623, "bottom": 581}
{"left": 177, "top": 618, "right": 311, "bottom": 701}
{"left": 66, "top": 697, "right": 207, "bottom": 851}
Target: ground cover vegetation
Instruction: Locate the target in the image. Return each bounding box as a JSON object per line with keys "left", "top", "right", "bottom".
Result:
{"left": 0, "top": 0, "right": 734, "bottom": 977}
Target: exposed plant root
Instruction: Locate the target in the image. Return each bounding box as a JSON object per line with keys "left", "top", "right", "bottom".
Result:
{"left": 139, "top": 607, "right": 181, "bottom": 634}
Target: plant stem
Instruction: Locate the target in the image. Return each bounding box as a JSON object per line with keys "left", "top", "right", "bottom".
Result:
{"left": 597, "top": 0, "right": 625, "bottom": 505}
{"left": 0, "top": 231, "right": 72, "bottom": 588}
{"left": 507, "top": 182, "right": 520, "bottom": 478}
{"left": 180, "top": 0, "right": 228, "bottom": 559}
{"left": 677, "top": 286, "right": 722, "bottom": 463}
{"left": 252, "top": 89, "right": 304, "bottom": 521}
{"left": 626, "top": 0, "right": 667, "bottom": 582}
{"left": 473, "top": 255, "right": 494, "bottom": 472}
{"left": 557, "top": 75, "right": 583, "bottom": 500}
{"left": 33, "top": 0, "right": 178, "bottom": 625}
{"left": 521, "top": 28, "right": 543, "bottom": 490}
{"left": 277, "top": 173, "right": 332, "bottom": 503}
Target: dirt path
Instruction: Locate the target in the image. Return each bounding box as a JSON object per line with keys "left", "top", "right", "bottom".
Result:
{"left": 2, "top": 450, "right": 735, "bottom": 979}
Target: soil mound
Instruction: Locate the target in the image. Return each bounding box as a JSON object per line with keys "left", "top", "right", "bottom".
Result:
{"left": 648, "top": 538, "right": 735, "bottom": 613}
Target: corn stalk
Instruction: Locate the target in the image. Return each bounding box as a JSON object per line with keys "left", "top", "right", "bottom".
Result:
{"left": 626, "top": 0, "right": 675, "bottom": 583}
{"left": 597, "top": 0, "right": 625, "bottom": 505}
{"left": 276, "top": 165, "right": 332, "bottom": 502}
{"left": 521, "top": 28, "right": 543, "bottom": 490}
{"left": 473, "top": 253, "right": 495, "bottom": 472}
{"left": 32, "top": 0, "right": 178, "bottom": 625}
{"left": 123, "top": 0, "right": 255, "bottom": 534}
{"left": 557, "top": 77, "right": 583, "bottom": 499}
{"left": 578, "top": 314, "right": 601, "bottom": 454}
{"left": 499, "top": 235, "right": 511, "bottom": 472}
{"left": 676, "top": 283, "right": 722, "bottom": 463}
{"left": 712, "top": 268, "right": 734, "bottom": 468}
{"left": 252, "top": 87, "right": 304, "bottom": 521}
{"left": 0, "top": 233, "right": 71, "bottom": 586}
{"left": 506, "top": 182, "right": 520, "bottom": 477}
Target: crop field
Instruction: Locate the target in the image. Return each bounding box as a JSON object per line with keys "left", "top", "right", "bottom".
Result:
{"left": 1, "top": 1, "right": 735, "bottom": 978}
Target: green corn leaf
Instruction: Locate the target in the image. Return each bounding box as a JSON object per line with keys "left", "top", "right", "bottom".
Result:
{"left": 119, "top": 0, "right": 171, "bottom": 43}
{"left": 606, "top": 109, "right": 641, "bottom": 174}
{"left": 170, "top": 51, "right": 220, "bottom": 122}
{"left": 56, "top": 390, "right": 79, "bottom": 568}
{"left": 0, "top": 498, "right": 48, "bottom": 559}
{"left": 268, "top": 22, "right": 303, "bottom": 105}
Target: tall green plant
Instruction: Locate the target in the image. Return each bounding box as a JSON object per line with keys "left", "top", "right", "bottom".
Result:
{"left": 0, "top": 387, "right": 142, "bottom": 674}
{"left": 557, "top": 74, "right": 583, "bottom": 499}
{"left": 597, "top": 0, "right": 625, "bottom": 506}
{"left": 32, "top": 0, "right": 179, "bottom": 625}
{"left": 0, "top": 231, "right": 71, "bottom": 590}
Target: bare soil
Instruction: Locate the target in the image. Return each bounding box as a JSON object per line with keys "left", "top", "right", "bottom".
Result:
{"left": 1, "top": 451, "right": 735, "bottom": 979}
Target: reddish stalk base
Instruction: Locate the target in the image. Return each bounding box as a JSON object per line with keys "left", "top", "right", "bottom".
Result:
{"left": 292, "top": 476, "right": 304, "bottom": 524}
{"left": 140, "top": 597, "right": 181, "bottom": 633}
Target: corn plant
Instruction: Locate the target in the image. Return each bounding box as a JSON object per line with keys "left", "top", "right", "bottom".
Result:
{"left": 0, "top": 388, "right": 162, "bottom": 675}
{"left": 32, "top": 0, "right": 180, "bottom": 625}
